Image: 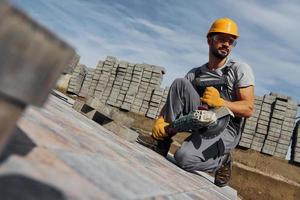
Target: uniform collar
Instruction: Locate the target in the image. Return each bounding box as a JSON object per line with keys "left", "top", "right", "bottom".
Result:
{"left": 204, "top": 58, "right": 232, "bottom": 75}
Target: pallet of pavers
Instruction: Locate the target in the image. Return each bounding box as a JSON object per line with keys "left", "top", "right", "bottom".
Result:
{"left": 72, "top": 55, "right": 167, "bottom": 119}
{"left": 130, "top": 64, "right": 144, "bottom": 113}
{"left": 261, "top": 93, "right": 298, "bottom": 157}
{"left": 67, "top": 64, "right": 87, "bottom": 95}
{"left": 87, "top": 60, "right": 103, "bottom": 97}
{"left": 251, "top": 94, "right": 276, "bottom": 151}
{"left": 146, "top": 87, "right": 164, "bottom": 119}
{"left": 93, "top": 57, "right": 114, "bottom": 100}
{"left": 239, "top": 92, "right": 299, "bottom": 160}
{"left": 100, "top": 57, "right": 117, "bottom": 104}
{"left": 120, "top": 62, "right": 135, "bottom": 111}
{"left": 140, "top": 64, "right": 153, "bottom": 115}
{"left": 239, "top": 96, "right": 263, "bottom": 148}
{"left": 156, "top": 87, "right": 169, "bottom": 118}
{"left": 102, "top": 61, "right": 118, "bottom": 104}
{"left": 78, "top": 68, "right": 94, "bottom": 98}
{"left": 262, "top": 97, "right": 286, "bottom": 155}
{"left": 274, "top": 98, "right": 298, "bottom": 158}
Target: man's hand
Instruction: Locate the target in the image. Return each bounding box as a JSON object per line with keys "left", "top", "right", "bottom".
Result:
{"left": 201, "top": 86, "right": 225, "bottom": 107}
{"left": 152, "top": 117, "right": 169, "bottom": 140}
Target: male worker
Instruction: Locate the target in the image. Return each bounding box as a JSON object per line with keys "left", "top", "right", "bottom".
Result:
{"left": 138, "top": 17, "right": 255, "bottom": 187}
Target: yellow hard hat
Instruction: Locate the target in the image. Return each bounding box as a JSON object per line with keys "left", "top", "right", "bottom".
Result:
{"left": 207, "top": 17, "right": 239, "bottom": 38}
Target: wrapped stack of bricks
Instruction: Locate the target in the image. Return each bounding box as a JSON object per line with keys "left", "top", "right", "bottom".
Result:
{"left": 67, "top": 56, "right": 169, "bottom": 119}
{"left": 239, "top": 92, "right": 299, "bottom": 159}
{"left": 67, "top": 64, "right": 88, "bottom": 94}
{"left": 78, "top": 68, "right": 94, "bottom": 97}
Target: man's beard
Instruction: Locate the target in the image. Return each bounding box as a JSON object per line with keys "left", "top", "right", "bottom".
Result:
{"left": 211, "top": 47, "right": 229, "bottom": 59}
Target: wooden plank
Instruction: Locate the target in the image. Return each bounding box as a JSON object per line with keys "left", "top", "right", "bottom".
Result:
{"left": 0, "top": 148, "right": 112, "bottom": 200}
{"left": 18, "top": 96, "right": 142, "bottom": 159}
{"left": 150, "top": 187, "right": 234, "bottom": 200}
{"left": 50, "top": 149, "right": 170, "bottom": 199}
{"left": 7, "top": 95, "right": 237, "bottom": 199}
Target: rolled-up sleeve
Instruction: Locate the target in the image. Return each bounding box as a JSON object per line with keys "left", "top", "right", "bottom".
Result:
{"left": 236, "top": 63, "right": 255, "bottom": 88}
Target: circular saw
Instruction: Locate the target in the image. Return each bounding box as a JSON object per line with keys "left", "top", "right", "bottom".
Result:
{"left": 166, "top": 107, "right": 234, "bottom": 139}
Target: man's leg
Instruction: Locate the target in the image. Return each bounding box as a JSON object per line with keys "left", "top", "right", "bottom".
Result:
{"left": 174, "top": 125, "right": 240, "bottom": 187}
{"left": 163, "top": 78, "right": 201, "bottom": 122}
{"left": 214, "top": 152, "right": 232, "bottom": 187}
{"left": 174, "top": 132, "right": 225, "bottom": 172}
{"left": 214, "top": 121, "right": 241, "bottom": 186}
{"left": 174, "top": 126, "right": 238, "bottom": 172}
{"left": 137, "top": 78, "right": 201, "bottom": 157}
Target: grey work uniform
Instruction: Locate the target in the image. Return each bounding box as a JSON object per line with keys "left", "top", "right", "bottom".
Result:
{"left": 163, "top": 59, "right": 255, "bottom": 172}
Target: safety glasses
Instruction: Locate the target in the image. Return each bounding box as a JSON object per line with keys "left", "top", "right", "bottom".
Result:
{"left": 212, "top": 35, "right": 237, "bottom": 47}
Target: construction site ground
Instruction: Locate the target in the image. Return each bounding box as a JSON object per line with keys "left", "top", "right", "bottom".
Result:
{"left": 128, "top": 110, "right": 300, "bottom": 200}
{"left": 1, "top": 92, "right": 299, "bottom": 200}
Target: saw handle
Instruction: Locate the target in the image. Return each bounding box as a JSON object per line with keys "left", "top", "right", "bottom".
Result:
{"left": 198, "top": 104, "right": 209, "bottom": 110}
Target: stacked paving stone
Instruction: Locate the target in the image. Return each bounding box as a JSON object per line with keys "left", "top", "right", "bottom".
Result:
{"left": 87, "top": 61, "right": 104, "bottom": 97}
{"left": 261, "top": 93, "right": 298, "bottom": 158}
{"left": 239, "top": 96, "right": 263, "bottom": 148}
{"left": 143, "top": 66, "right": 165, "bottom": 115}
{"left": 250, "top": 94, "right": 276, "bottom": 151}
{"left": 70, "top": 56, "right": 167, "bottom": 119}
{"left": 117, "top": 61, "right": 134, "bottom": 108}
{"left": 63, "top": 53, "right": 80, "bottom": 74}
{"left": 146, "top": 87, "right": 164, "bottom": 119}
{"left": 101, "top": 60, "right": 118, "bottom": 104}
{"left": 78, "top": 68, "right": 94, "bottom": 98}
{"left": 291, "top": 120, "right": 300, "bottom": 163}
{"left": 262, "top": 97, "right": 286, "bottom": 155}
{"left": 139, "top": 64, "right": 153, "bottom": 115}
{"left": 106, "top": 61, "right": 122, "bottom": 107}
{"left": 95, "top": 56, "right": 117, "bottom": 102}
{"left": 67, "top": 64, "right": 87, "bottom": 95}
{"left": 146, "top": 87, "right": 169, "bottom": 119}
{"left": 129, "top": 63, "right": 165, "bottom": 116}
{"left": 130, "top": 64, "right": 145, "bottom": 113}
{"left": 239, "top": 93, "right": 299, "bottom": 159}
{"left": 158, "top": 87, "right": 169, "bottom": 116}
{"left": 120, "top": 62, "right": 136, "bottom": 110}
{"left": 273, "top": 95, "right": 298, "bottom": 158}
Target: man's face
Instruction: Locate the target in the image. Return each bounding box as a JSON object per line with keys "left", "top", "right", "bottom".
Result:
{"left": 208, "top": 33, "right": 237, "bottom": 59}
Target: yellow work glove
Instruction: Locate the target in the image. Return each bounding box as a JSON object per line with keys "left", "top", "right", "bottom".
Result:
{"left": 152, "top": 117, "right": 169, "bottom": 140}
{"left": 201, "top": 86, "right": 225, "bottom": 107}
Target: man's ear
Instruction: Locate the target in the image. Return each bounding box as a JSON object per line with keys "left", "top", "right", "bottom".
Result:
{"left": 207, "top": 36, "right": 213, "bottom": 45}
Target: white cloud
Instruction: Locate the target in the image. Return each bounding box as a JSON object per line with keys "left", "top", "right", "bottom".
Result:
{"left": 10, "top": 0, "right": 300, "bottom": 102}
{"left": 226, "top": 0, "right": 300, "bottom": 49}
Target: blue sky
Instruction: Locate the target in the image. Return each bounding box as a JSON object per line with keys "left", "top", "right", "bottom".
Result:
{"left": 11, "top": 0, "right": 300, "bottom": 104}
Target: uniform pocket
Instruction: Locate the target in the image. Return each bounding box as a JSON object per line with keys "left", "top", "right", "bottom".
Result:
{"left": 202, "top": 138, "right": 225, "bottom": 160}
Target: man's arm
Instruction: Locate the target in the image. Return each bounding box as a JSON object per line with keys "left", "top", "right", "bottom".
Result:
{"left": 224, "top": 86, "right": 254, "bottom": 118}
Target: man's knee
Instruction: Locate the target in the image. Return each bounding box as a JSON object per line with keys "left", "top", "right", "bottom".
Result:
{"left": 172, "top": 78, "right": 190, "bottom": 87}
{"left": 174, "top": 145, "right": 221, "bottom": 172}
{"left": 174, "top": 148, "right": 199, "bottom": 172}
